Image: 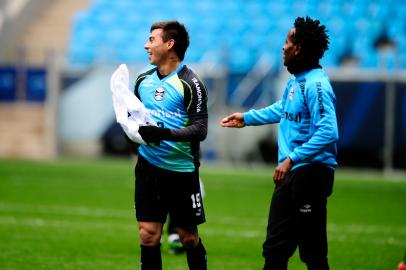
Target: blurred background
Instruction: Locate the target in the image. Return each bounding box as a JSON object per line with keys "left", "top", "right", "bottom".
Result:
{"left": 0, "top": 0, "right": 405, "bottom": 173}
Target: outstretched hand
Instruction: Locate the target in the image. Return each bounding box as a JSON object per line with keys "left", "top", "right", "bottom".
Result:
{"left": 220, "top": 112, "right": 246, "bottom": 128}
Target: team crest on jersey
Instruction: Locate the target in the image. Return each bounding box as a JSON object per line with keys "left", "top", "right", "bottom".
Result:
{"left": 288, "top": 86, "right": 294, "bottom": 101}
{"left": 154, "top": 87, "right": 165, "bottom": 101}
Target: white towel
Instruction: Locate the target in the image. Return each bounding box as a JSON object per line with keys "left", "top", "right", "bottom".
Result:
{"left": 110, "top": 64, "right": 156, "bottom": 145}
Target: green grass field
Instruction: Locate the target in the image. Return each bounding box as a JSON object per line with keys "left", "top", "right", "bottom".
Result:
{"left": 0, "top": 158, "right": 405, "bottom": 270}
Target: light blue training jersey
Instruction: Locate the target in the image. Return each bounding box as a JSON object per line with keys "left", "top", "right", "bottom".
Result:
{"left": 134, "top": 64, "right": 208, "bottom": 172}
{"left": 243, "top": 68, "right": 339, "bottom": 170}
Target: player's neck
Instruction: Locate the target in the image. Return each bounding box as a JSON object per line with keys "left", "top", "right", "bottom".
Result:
{"left": 287, "top": 58, "right": 320, "bottom": 75}
{"left": 157, "top": 57, "right": 181, "bottom": 77}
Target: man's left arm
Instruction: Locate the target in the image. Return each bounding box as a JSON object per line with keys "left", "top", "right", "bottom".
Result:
{"left": 170, "top": 75, "right": 208, "bottom": 141}
{"left": 138, "top": 77, "right": 208, "bottom": 143}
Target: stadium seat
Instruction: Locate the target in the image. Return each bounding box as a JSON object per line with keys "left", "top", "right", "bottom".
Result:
{"left": 359, "top": 49, "right": 378, "bottom": 68}
{"left": 228, "top": 47, "right": 255, "bottom": 73}
{"left": 68, "top": 43, "right": 95, "bottom": 65}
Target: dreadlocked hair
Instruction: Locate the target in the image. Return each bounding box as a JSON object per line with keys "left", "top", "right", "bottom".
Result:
{"left": 293, "top": 16, "right": 329, "bottom": 63}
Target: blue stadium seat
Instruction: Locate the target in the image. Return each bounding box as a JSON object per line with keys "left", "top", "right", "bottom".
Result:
{"left": 184, "top": 47, "right": 203, "bottom": 63}
{"left": 320, "top": 51, "right": 337, "bottom": 68}
{"left": 116, "top": 42, "right": 146, "bottom": 64}
{"left": 358, "top": 49, "right": 378, "bottom": 68}
{"left": 68, "top": 43, "right": 95, "bottom": 65}
{"left": 362, "top": 20, "right": 384, "bottom": 41}
{"left": 228, "top": 47, "right": 255, "bottom": 73}
{"left": 264, "top": 2, "right": 288, "bottom": 18}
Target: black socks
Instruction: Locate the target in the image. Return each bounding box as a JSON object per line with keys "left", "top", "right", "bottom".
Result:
{"left": 140, "top": 239, "right": 207, "bottom": 270}
{"left": 186, "top": 238, "right": 207, "bottom": 270}
{"left": 140, "top": 245, "right": 162, "bottom": 270}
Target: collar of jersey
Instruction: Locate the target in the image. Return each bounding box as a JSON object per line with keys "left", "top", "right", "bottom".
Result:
{"left": 155, "top": 64, "right": 184, "bottom": 82}
{"left": 293, "top": 67, "right": 323, "bottom": 80}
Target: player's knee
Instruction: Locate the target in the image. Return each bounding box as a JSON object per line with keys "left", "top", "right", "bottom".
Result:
{"left": 179, "top": 234, "right": 199, "bottom": 249}
{"left": 139, "top": 227, "right": 160, "bottom": 246}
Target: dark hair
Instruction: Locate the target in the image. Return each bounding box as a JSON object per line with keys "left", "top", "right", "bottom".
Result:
{"left": 151, "top": 20, "right": 189, "bottom": 61}
{"left": 293, "top": 16, "right": 329, "bottom": 62}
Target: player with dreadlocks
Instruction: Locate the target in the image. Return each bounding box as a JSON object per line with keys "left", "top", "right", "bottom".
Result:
{"left": 220, "top": 16, "right": 338, "bottom": 270}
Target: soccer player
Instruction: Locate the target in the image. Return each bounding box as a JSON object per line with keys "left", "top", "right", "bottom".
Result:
{"left": 133, "top": 21, "right": 208, "bottom": 270}
{"left": 220, "top": 17, "right": 338, "bottom": 270}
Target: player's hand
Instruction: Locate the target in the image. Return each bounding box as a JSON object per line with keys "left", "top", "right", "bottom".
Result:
{"left": 220, "top": 113, "right": 246, "bottom": 128}
{"left": 138, "top": 125, "right": 171, "bottom": 143}
{"left": 273, "top": 157, "right": 293, "bottom": 187}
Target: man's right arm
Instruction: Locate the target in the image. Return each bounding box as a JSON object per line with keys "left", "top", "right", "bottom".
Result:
{"left": 220, "top": 100, "right": 283, "bottom": 128}
{"left": 243, "top": 100, "right": 283, "bottom": 126}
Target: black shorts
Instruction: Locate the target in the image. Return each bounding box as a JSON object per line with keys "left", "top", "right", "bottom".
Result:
{"left": 134, "top": 155, "right": 206, "bottom": 227}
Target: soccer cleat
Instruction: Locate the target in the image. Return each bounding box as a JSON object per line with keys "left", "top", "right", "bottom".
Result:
{"left": 168, "top": 233, "right": 184, "bottom": 254}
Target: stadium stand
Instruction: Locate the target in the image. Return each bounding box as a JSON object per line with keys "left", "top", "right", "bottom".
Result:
{"left": 67, "top": 0, "right": 406, "bottom": 71}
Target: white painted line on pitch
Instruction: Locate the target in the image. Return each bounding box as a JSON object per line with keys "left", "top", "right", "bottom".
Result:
{"left": 0, "top": 202, "right": 132, "bottom": 219}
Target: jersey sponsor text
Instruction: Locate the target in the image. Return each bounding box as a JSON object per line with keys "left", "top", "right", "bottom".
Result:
{"left": 192, "top": 77, "right": 203, "bottom": 113}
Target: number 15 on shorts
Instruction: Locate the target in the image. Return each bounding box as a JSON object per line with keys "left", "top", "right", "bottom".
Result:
{"left": 191, "top": 193, "right": 201, "bottom": 208}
